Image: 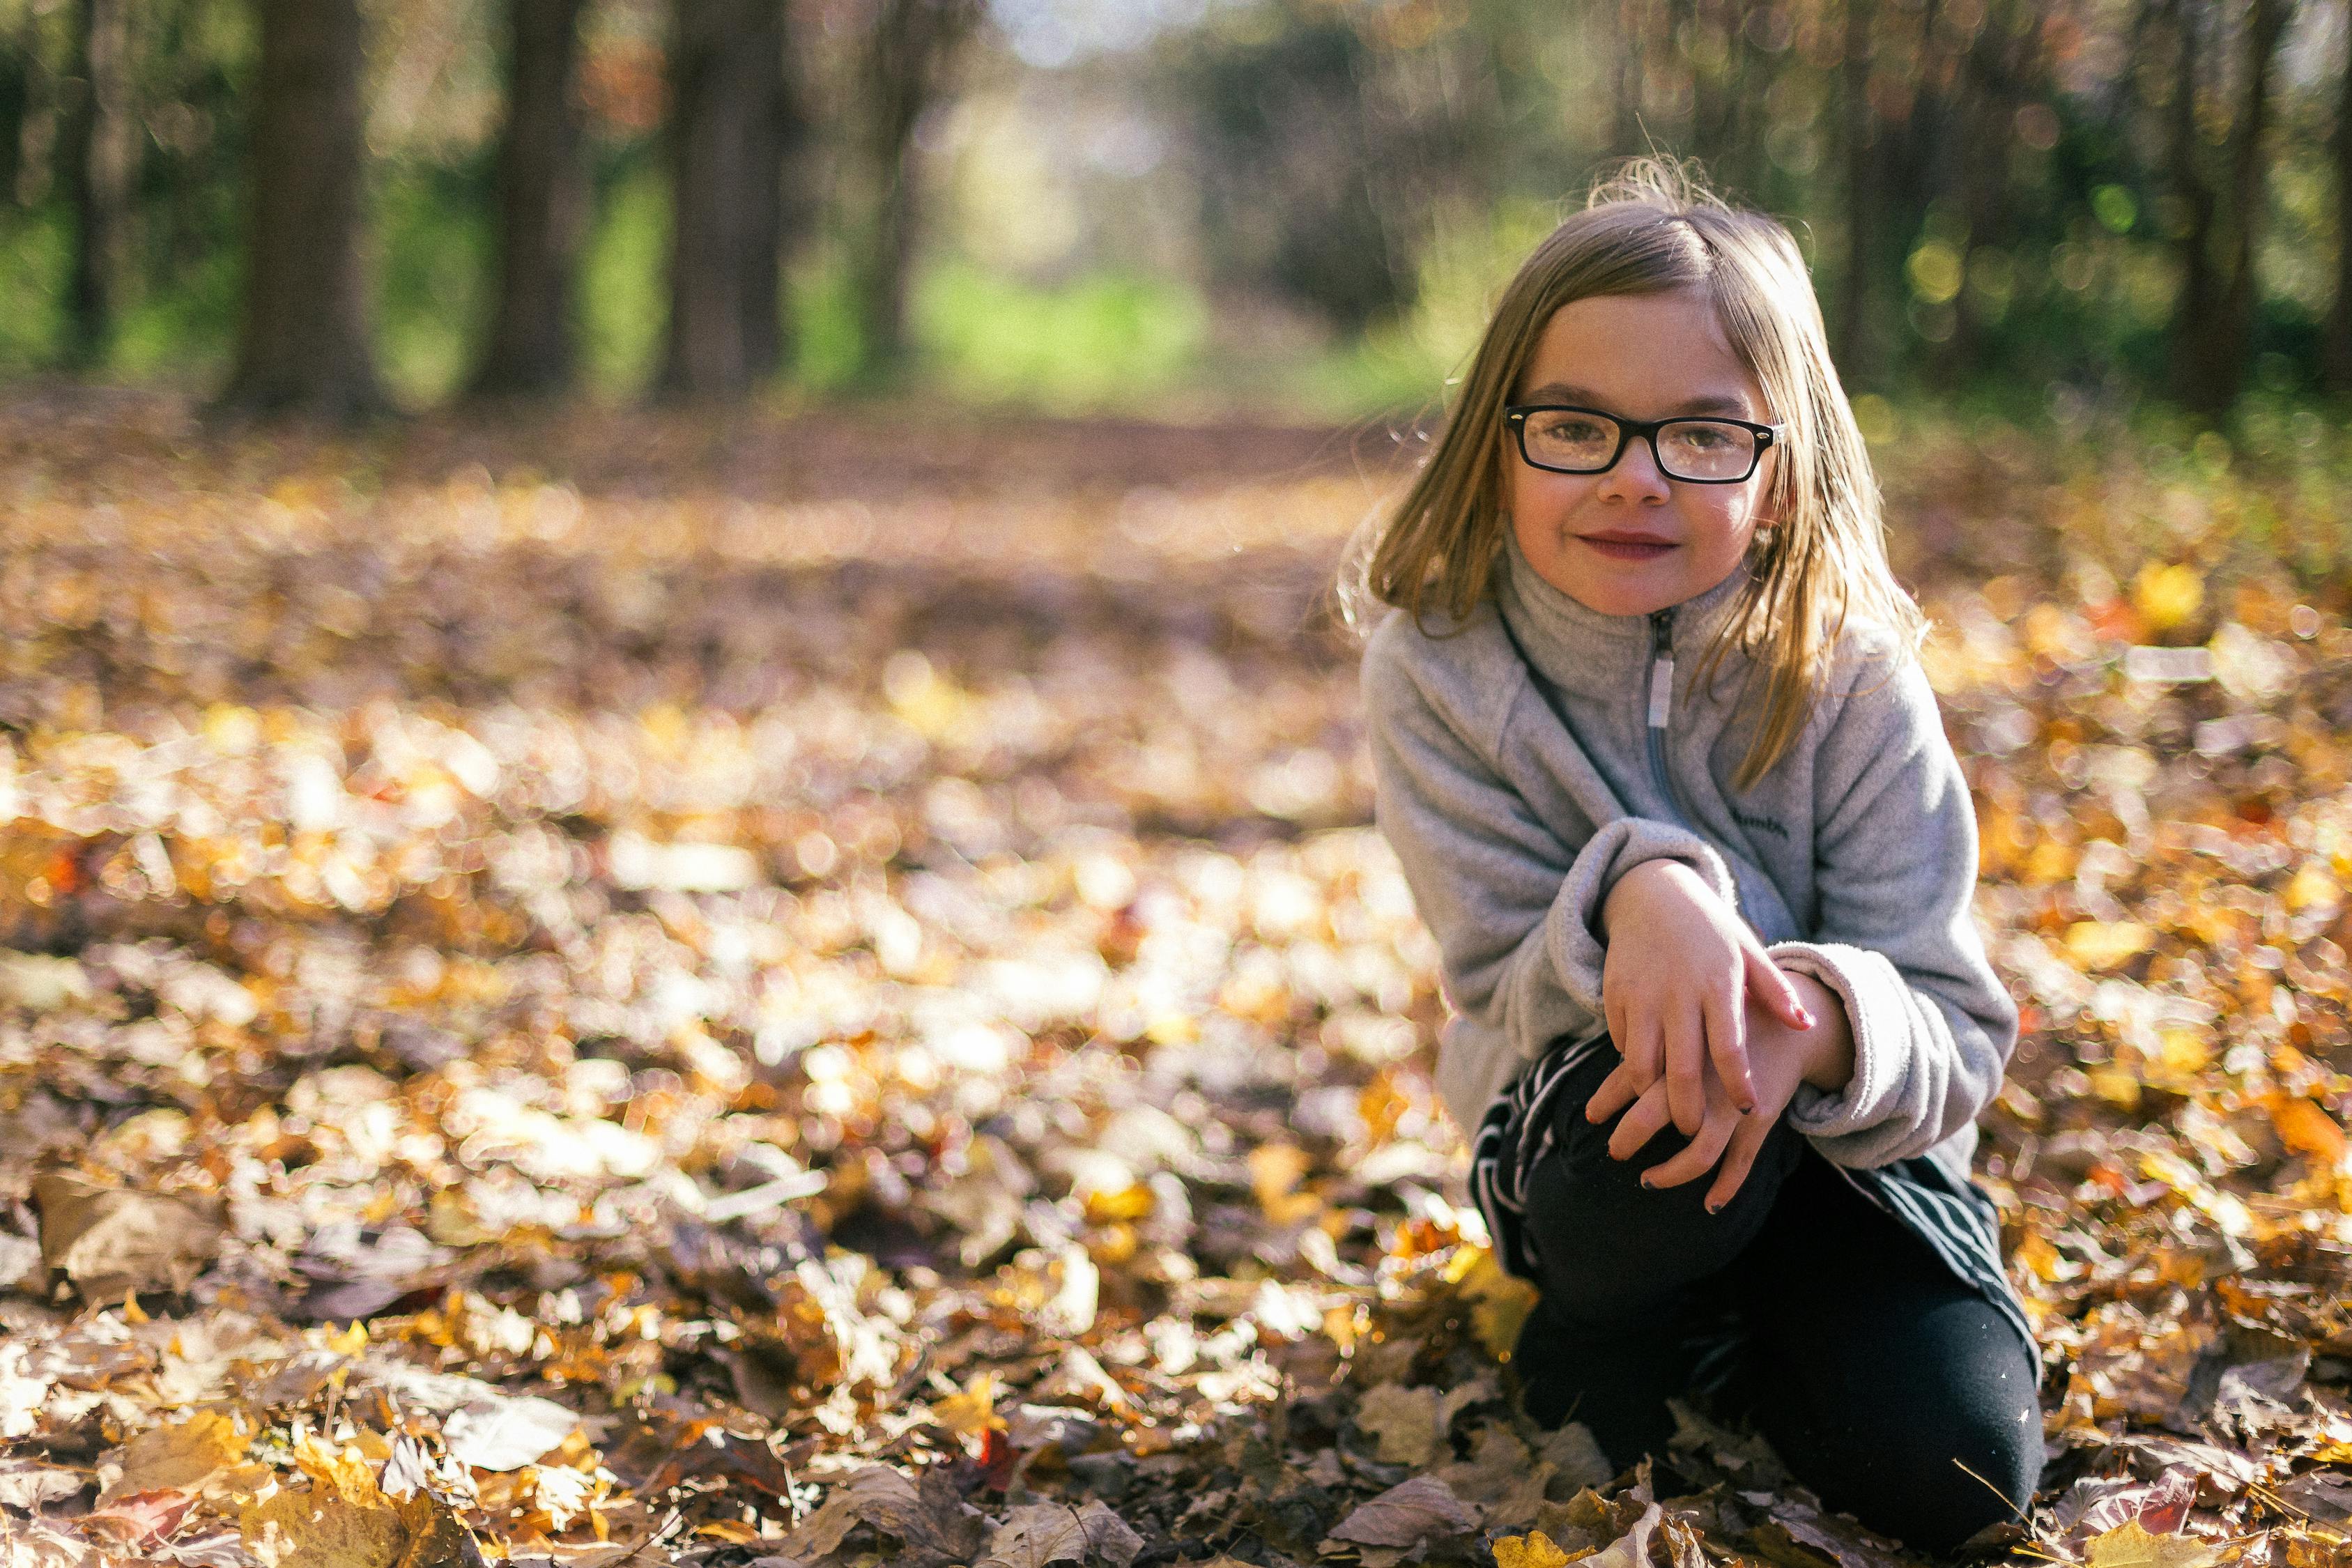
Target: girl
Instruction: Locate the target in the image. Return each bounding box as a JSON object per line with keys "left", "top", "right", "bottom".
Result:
{"left": 1351, "top": 159, "right": 2042, "bottom": 1555}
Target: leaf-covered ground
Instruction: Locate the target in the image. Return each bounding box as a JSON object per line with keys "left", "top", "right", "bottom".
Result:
{"left": 4, "top": 392, "right": 2352, "bottom": 1568}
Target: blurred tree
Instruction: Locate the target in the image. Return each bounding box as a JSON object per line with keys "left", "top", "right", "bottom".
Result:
{"left": 471, "top": 0, "right": 590, "bottom": 399}
{"left": 2162, "top": 0, "right": 2291, "bottom": 416}
{"left": 2326, "top": 0, "right": 2352, "bottom": 392}
{"left": 0, "top": 10, "right": 35, "bottom": 211}
{"left": 59, "top": 0, "right": 132, "bottom": 367}
{"left": 217, "top": 0, "right": 381, "bottom": 419}
{"left": 1178, "top": 8, "right": 1463, "bottom": 335}
{"left": 844, "top": 0, "right": 983, "bottom": 385}
{"left": 654, "top": 0, "right": 792, "bottom": 401}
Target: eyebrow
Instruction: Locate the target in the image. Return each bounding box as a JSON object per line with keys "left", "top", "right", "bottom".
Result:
{"left": 1520, "top": 383, "right": 1753, "bottom": 417}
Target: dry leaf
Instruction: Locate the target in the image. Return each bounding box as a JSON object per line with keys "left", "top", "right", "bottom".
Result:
{"left": 1493, "top": 1531, "right": 1577, "bottom": 1568}
{"left": 33, "top": 1174, "right": 224, "bottom": 1299}
{"left": 1326, "top": 1475, "right": 1479, "bottom": 1548}
{"left": 2084, "top": 1520, "right": 2222, "bottom": 1568}
{"left": 1353, "top": 1383, "right": 1443, "bottom": 1467}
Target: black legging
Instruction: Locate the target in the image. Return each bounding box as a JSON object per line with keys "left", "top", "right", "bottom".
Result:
{"left": 1507, "top": 1045, "right": 2043, "bottom": 1556}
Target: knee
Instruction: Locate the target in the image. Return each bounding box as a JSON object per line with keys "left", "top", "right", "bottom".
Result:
{"left": 1797, "top": 1335, "right": 2043, "bottom": 1555}
{"left": 1517, "top": 1114, "right": 1792, "bottom": 1316}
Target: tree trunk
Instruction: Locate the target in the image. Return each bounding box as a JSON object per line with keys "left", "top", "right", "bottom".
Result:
{"left": 217, "top": 0, "right": 381, "bottom": 421}
{"left": 2167, "top": 0, "right": 2289, "bottom": 417}
{"left": 848, "top": 0, "right": 982, "bottom": 387}
{"left": 654, "top": 0, "right": 787, "bottom": 402}
{"left": 470, "top": 0, "right": 589, "bottom": 400}
{"left": 59, "top": 0, "right": 132, "bottom": 369}
{"left": 1834, "top": 0, "right": 1877, "bottom": 380}
{"left": 2328, "top": 0, "right": 2352, "bottom": 392}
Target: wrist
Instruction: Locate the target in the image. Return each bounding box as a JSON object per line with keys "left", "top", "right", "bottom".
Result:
{"left": 1787, "top": 974, "right": 1855, "bottom": 1091}
{"left": 1598, "top": 858, "right": 1696, "bottom": 939}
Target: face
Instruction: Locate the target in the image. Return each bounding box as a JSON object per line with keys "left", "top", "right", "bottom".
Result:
{"left": 1501, "top": 287, "right": 1779, "bottom": 617}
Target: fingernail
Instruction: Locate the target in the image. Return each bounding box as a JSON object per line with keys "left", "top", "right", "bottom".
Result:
{"left": 1705, "top": 1199, "right": 1723, "bottom": 1215}
{"left": 1640, "top": 1176, "right": 1656, "bottom": 1190}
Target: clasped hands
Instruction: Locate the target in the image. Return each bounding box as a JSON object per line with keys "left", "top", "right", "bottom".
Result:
{"left": 1590, "top": 859, "right": 1855, "bottom": 1213}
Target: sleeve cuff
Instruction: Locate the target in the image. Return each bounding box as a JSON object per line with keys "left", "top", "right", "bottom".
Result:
{"left": 1552, "top": 817, "right": 1739, "bottom": 1015}
{"left": 1765, "top": 939, "right": 1898, "bottom": 1137}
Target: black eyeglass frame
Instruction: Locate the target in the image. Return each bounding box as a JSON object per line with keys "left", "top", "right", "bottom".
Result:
{"left": 1502, "top": 403, "right": 1785, "bottom": 484}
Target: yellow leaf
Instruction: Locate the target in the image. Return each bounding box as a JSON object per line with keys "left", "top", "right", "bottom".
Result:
{"left": 2272, "top": 1098, "right": 2346, "bottom": 1165}
{"left": 1495, "top": 1532, "right": 1575, "bottom": 1568}
{"left": 2086, "top": 1519, "right": 2220, "bottom": 1568}
{"left": 2158, "top": 1030, "right": 2212, "bottom": 1077}
{"left": 933, "top": 1371, "right": 1003, "bottom": 1437}
{"left": 2290, "top": 864, "right": 2341, "bottom": 912}
{"left": 101, "top": 1411, "right": 249, "bottom": 1504}
{"left": 2089, "top": 1069, "right": 2142, "bottom": 1109}
{"left": 1082, "top": 1183, "right": 1154, "bottom": 1224}
{"left": 2134, "top": 563, "right": 2204, "bottom": 631}
{"left": 2066, "top": 920, "right": 2153, "bottom": 970}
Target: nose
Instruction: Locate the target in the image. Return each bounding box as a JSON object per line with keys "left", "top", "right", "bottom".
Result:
{"left": 1597, "top": 431, "right": 1673, "bottom": 504}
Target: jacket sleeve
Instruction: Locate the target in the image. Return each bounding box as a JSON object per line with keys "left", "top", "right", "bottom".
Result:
{"left": 1363, "top": 638, "right": 1739, "bottom": 1098}
{"left": 1768, "top": 649, "right": 2020, "bottom": 1167}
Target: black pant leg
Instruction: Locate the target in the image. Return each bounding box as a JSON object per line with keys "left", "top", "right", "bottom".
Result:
{"left": 1509, "top": 1042, "right": 1809, "bottom": 1464}
{"left": 1734, "top": 1150, "right": 2044, "bottom": 1556}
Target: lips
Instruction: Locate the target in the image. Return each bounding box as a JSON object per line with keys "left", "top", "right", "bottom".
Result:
{"left": 1576, "top": 532, "right": 1677, "bottom": 560}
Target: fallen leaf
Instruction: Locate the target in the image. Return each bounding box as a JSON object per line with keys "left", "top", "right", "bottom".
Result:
{"left": 2084, "top": 1521, "right": 2221, "bottom": 1568}
{"left": 1493, "top": 1531, "right": 1576, "bottom": 1568}
{"left": 781, "top": 1464, "right": 987, "bottom": 1565}
{"left": 438, "top": 1390, "right": 578, "bottom": 1472}
{"left": 1326, "top": 1475, "right": 1480, "bottom": 1548}
{"left": 99, "top": 1410, "right": 248, "bottom": 1504}
{"left": 33, "top": 1173, "right": 224, "bottom": 1299}
{"left": 1353, "top": 1383, "right": 1443, "bottom": 1467}
{"left": 979, "top": 1501, "right": 1146, "bottom": 1568}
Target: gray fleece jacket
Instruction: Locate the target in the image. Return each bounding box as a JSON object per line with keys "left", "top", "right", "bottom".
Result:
{"left": 1361, "top": 531, "right": 2019, "bottom": 1190}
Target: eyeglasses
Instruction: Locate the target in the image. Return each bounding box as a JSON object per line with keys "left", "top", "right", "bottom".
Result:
{"left": 1503, "top": 403, "right": 1784, "bottom": 484}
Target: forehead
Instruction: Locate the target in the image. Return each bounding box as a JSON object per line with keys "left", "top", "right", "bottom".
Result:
{"left": 1515, "top": 289, "right": 1764, "bottom": 417}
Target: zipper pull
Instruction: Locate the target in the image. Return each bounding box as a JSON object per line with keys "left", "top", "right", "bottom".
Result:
{"left": 1647, "top": 609, "right": 1675, "bottom": 729}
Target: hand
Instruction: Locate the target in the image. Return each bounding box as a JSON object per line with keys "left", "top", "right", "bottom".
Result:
{"left": 1594, "top": 859, "right": 1815, "bottom": 1136}
{"left": 1594, "top": 971, "right": 1857, "bottom": 1211}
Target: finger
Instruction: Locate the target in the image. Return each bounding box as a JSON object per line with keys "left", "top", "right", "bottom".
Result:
{"left": 1642, "top": 1109, "right": 1737, "bottom": 1189}
{"left": 1701, "top": 980, "right": 1757, "bottom": 1115}
{"left": 1663, "top": 999, "right": 1707, "bottom": 1136}
{"left": 1584, "top": 1060, "right": 1641, "bottom": 1124}
{"left": 1744, "top": 944, "right": 1815, "bottom": 1031}
{"left": 1608, "top": 1081, "right": 1675, "bottom": 1162}
{"left": 1703, "top": 1116, "right": 1771, "bottom": 1214}
{"left": 1620, "top": 1005, "right": 1661, "bottom": 1087}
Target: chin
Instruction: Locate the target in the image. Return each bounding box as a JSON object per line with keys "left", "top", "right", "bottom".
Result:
{"left": 1560, "top": 581, "right": 1657, "bottom": 617}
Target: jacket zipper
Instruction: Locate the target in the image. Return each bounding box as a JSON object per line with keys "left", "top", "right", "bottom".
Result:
{"left": 1644, "top": 607, "right": 1694, "bottom": 829}
{"left": 1647, "top": 601, "right": 1889, "bottom": 1215}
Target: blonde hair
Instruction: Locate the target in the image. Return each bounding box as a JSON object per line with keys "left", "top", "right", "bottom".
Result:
{"left": 1343, "top": 156, "right": 1927, "bottom": 792}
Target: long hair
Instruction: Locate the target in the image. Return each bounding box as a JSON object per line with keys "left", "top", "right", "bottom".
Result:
{"left": 1340, "top": 156, "right": 1928, "bottom": 792}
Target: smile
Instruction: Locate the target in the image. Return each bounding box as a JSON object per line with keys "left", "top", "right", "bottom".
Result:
{"left": 1576, "top": 536, "right": 1678, "bottom": 562}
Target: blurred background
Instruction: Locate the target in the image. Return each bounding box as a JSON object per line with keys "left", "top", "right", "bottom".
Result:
{"left": 0, "top": 0, "right": 2345, "bottom": 430}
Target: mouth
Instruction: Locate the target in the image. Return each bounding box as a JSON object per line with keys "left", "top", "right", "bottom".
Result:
{"left": 1576, "top": 533, "right": 1678, "bottom": 561}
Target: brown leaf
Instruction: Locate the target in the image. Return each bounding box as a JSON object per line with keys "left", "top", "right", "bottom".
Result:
{"left": 782, "top": 1464, "right": 987, "bottom": 1566}
{"left": 979, "top": 1502, "right": 1145, "bottom": 1568}
{"left": 33, "top": 1173, "right": 224, "bottom": 1299}
{"left": 1353, "top": 1383, "right": 1443, "bottom": 1467}
{"left": 98, "top": 1410, "right": 247, "bottom": 1505}
{"left": 1325, "top": 1475, "right": 1480, "bottom": 1548}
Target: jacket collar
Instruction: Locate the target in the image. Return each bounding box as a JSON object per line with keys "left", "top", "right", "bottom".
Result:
{"left": 1495, "top": 525, "right": 1756, "bottom": 692}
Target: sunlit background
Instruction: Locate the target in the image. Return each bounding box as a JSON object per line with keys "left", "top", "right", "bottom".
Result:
{"left": 0, "top": 0, "right": 2347, "bottom": 430}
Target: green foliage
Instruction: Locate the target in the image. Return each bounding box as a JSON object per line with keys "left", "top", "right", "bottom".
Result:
{"left": 578, "top": 153, "right": 667, "bottom": 401}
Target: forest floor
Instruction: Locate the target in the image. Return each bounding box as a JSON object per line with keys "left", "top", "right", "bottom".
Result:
{"left": 2, "top": 391, "right": 2352, "bottom": 1568}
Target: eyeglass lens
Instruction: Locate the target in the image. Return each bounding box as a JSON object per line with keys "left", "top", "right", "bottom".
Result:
{"left": 1521, "top": 410, "right": 1758, "bottom": 481}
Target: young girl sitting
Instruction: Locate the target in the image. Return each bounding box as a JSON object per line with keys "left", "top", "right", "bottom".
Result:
{"left": 1352, "top": 159, "right": 2042, "bottom": 1555}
